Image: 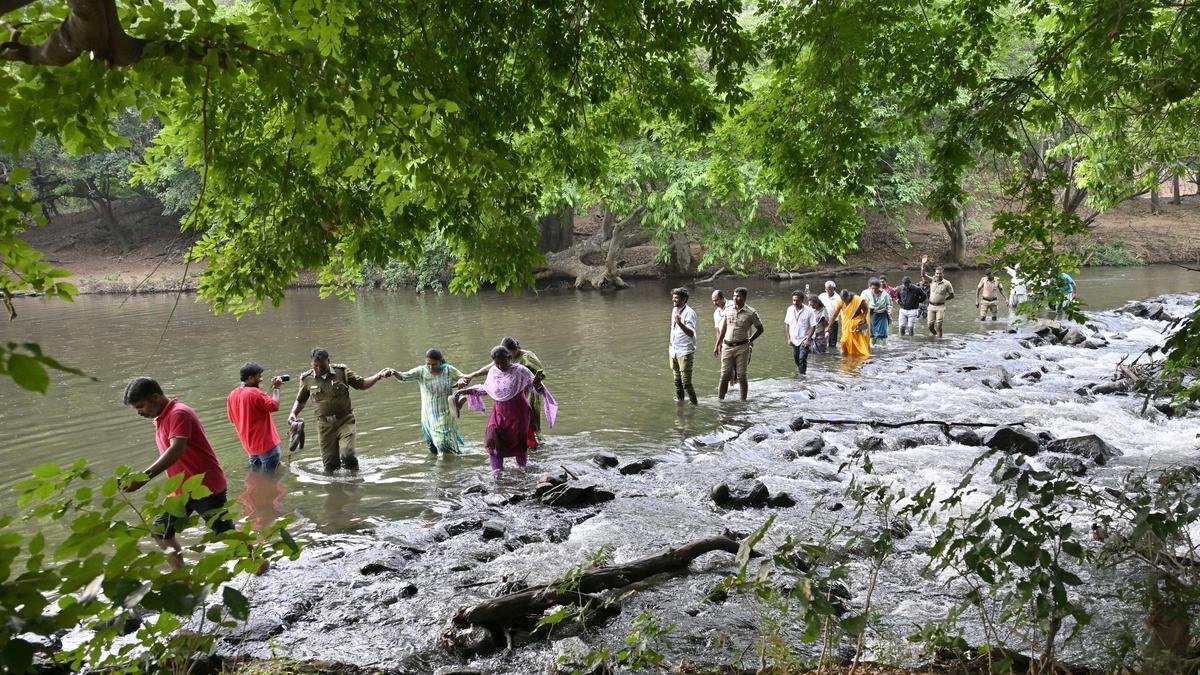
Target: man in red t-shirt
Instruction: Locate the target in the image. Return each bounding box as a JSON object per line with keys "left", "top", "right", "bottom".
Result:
{"left": 227, "top": 363, "right": 285, "bottom": 472}
{"left": 122, "top": 376, "right": 232, "bottom": 571}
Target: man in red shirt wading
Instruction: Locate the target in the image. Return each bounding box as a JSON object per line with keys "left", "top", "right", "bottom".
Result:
{"left": 122, "top": 377, "right": 232, "bottom": 571}
{"left": 227, "top": 363, "right": 285, "bottom": 472}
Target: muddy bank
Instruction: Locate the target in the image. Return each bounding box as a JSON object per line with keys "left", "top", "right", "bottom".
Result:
{"left": 196, "top": 295, "right": 1197, "bottom": 674}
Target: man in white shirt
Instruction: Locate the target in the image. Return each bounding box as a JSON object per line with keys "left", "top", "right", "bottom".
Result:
{"left": 711, "top": 289, "right": 736, "bottom": 382}
{"left": 1006, "top": 265, "right": 1028, "bottom": 310}
{"left": 818, "top": 280, "right": 840, "bottom": 352}
{"left": 670, "top": 287, "right": 699, "bottom": 404}
{"left": 784, "top": 290, "right": 821, "bottom": 375}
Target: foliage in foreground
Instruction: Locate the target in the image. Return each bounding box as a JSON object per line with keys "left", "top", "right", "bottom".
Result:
{"left": 0, "top": 460, "right": 300, "bottom": 673}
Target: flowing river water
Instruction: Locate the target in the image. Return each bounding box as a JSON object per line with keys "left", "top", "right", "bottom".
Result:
{"left": 2, "top": 265, "right": 1199, "bottom": 672}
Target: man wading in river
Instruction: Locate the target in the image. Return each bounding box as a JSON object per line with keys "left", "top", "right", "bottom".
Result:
{"left": 920, "top": 255, "right": 955, "bottom": 338}
{"left": 711, "top": 289, "right": 737, "bottom": 383}
{"left": 227, "top": 362, "right": 285, "bottom": 472}
{"left": 714, "top": 286, "right": 764, "bottom": 401}
{"left": 669, "top": 287, "right": 699, "bottom": 404}
{"left": 288, "top": 348, "right": 395, "bottom": 472}
{"left": 975, "top": 270, "right": 1008, "bottom": 321}
{"left": 121, "top": 377, "right": 233, "bottom": 572}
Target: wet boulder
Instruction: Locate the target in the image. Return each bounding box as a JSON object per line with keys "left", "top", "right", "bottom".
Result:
{"left": 949, "top": 428, "right": 982, "bottom": 447}
{"left": 592, "top": 451, "right": 619, "bottom": 469}
{"left": 749, "top": 431, "right": 770, "bottom": 443}
{"left": 1146, "top": 302, "right": 1166, "bottom": 321}
{"left": 979, "top": 366, "right": 1012, "bottom": 390}
{"left": 711, "top": 479, "right": 770, "bottom": 509}
{"left": 1020, "top": 370, "right": 1043, "bottom": 382}
{"left": 982, "top": 426, "right": 1041, "bottom": 456}
{"left": 1060, "top": 328, "right": 1087, "bottom": 346}
{"left": 1002, "top": 351, "right": 1023, "bottom": 360}
{"left": 856, "top": 433, "right": 888, "bottom": 453}
{"left": 540, "top": 481, "right": 615, "bottom": 508}
{"left": 1082, "top": 338, "right": 1106, "bottom": 350}
{"left": 788, "top": 430, "right": 826, "bottom": 458}
{"left": 534, "top": 469, "right": 570, "bottom": 498}
{"left": 619, "top": 458, "right": 660, "bottom": 475}
{"left": 768, "top": 492, "right": 797, "bottom": 508}
{"left": 1044, "top": 434, "right": 1123, "bottom": 465}
{"left": 1048, "top": 457, "right": 1088, "bottom": 476}
{"left": 892, "top": 427, "right": 948, "bottom": 449}
{"left": 1034, "top": 319, "right": 1062, "bottom": 338}
{"left": 481, "top": 520, "right": 506, "bottom": 541}
{"left": 788, "top": 415, "right": 810, "bottom": 431}
{"left": 359, "top": 560, "right": 402, "bottom": 576}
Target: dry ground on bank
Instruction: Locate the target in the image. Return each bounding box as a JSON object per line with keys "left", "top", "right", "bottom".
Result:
{"left": 18, "top": 194, "right": 1200, "bottom": 296}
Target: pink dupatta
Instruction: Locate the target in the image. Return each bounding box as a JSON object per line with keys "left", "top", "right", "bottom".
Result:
{"left": 462, "top": 363, "right": 558, "bottom": 427}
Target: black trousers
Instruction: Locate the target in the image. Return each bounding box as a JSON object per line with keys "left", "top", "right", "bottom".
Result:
{"left": 792, "top": 344, "right": 811, "bottom": 374}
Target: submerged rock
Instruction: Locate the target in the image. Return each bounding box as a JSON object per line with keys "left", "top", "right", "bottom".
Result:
{"left": 949, "top": 428, "right": 982, "bottom": 447}
{"left": 1060, "top": 327, "right": 1087, "bottom": 346}
{"left": 1048, "top": 457, "right": 1088, "bottom": 476}
{"left": 592, "top": 451, "right": 619, "bottom": 469}
{"left": 788, "top": 430, "right": 826, "bottom": 458}
{"left": 982, "top": 426, "right": 1041, "bottom": 456}
{"left": 789, "top": 415, "right": 809, "bottom": 431}
{"left": 481, "top": 520, "right": 506, "bottom": 541}
{"left": 711, "top": 479, "right": 770, "bottom": 509}
{"left": 540, "top": 481, "right": 615, "bottom": 507}
{"left": 619, "top": 458, "right": 660, "bottom": 475}
{"left": 855, "top": 433, "right": 888, "bottom": 452}
{"left": 768, "top": 492, "right": 797, "bottom": 508}
{"left": 892, "top": 427, "right": 947, "bottom": 449}
{"left": 980, "top": 366, "right": 1012, "bottom": 390}
{"left": 1044, "top": 434, "right": 1123, "bottom": 465}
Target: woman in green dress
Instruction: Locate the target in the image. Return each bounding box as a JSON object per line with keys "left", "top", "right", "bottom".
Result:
{"left": 394, "top": 348, "right": 465, "bottom": 455}
{"left": 458, "top": 336, "right": 548, "bottom": 435}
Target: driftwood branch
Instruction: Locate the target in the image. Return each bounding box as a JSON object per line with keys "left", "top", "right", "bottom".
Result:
{"left": 804, "top": 417, "right": 1023, "bottom": 434}
{"left": 767, "top": 266, "right": 877, "bottom": 281}
{"left": 695, "top": 266, "right": 726, "bottom": 285}
{"left": 450, "top": 534, "right": 744, "bottom": 629}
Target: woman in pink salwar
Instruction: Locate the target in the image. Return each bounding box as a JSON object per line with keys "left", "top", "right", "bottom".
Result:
{"left": 456, "top": 346, "right": 557, "bottom": 474}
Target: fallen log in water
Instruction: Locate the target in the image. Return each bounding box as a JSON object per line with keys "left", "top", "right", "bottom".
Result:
{"left": 448, "top": 533, "right": 746, "bottom": 631}
{"left": 802, "top": 417, "right": 1024, "bottom": 434}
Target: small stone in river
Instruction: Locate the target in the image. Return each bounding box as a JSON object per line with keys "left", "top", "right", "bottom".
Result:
{"left": 619, "top": 458, "right": 660, "bottom": 475}
{"left": 710, "top": 483, "right": 732, "bottom": 506}
{"left": 828, "top": 502, "right": 844, "bottom": 512}
{"left": 1061, "top": 327, "right": 1087, "bottom": 346}
{"left": 1002, "top": 351, "right": 1022, "bottom": 360}
{"left": 444, "top": 625, "right": 496, "bottom": 655}
{"left": 949, "top": 428, "right": 981, "bottom": 446}
{"left": 398, "top": 583, "right": 418, "bottom": 597}
{"left": 481, "top": 520, "right": 506, "bottom": 541}
{"left": 789, "top": 430, "right": 826, "bottom": 457}
{"left": 889, "top": 519, "right": 914, "bottom": 539}
{"left": 1044, "top": 434, "right": 1123, "bottom": 465}
{"left": 1082, "top": 338, "right": 1106, "bottom": 349}
{"left": 1021, "top": 370, "right": 1043, "bottom": 382}
{"left": 460, "top": 484, "right": 485, "bottom": 495}
{"left": 982, "top": 426, "right": 1041, "bottom": 456}
{"left": 1091, "top": 380, "right": 1129, "bottom": 395}
{"left": 359, "top": 561, "right": 399, "bottom": 576}
{"left": 750, "top": 431, "right": 770, "bottom": 443}
{"left": 768, "top": 492, "right": 797, "bottom": 508}
{"left": 592, "top": 451, "right": 619, "bottom": 469}
{"left": 856, "top": 433, "right": 887, "bottom": 452}
{"left": 789, "top": 415, "right": 809, "bottom": 431}
{"left": 1049, "top": 457, "right": 1087, "bottom": 476}
{"left": 980, "top": 365, "right": 1012, "bottom": 390}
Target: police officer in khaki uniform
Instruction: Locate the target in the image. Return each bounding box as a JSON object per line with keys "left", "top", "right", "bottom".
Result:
{"left": 288, "top": 347, "right": 395, "bottom": 472}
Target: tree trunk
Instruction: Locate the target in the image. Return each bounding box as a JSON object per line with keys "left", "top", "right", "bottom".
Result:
{"left": 1151, "top": 178, "right": 1162, "bottom": 214}
{"left": 539, "top": 206, "right": 659, "bottom": 289}
{"left": 89, "top": 196, "right": 132, "bottom": 250}
{"left": 1171, "top": 175, "right": 1182, "bottom": 205}
{"left": 600, "top": 210, "right": 615, "bottom": 241}
{"left": 536, "top": 202, "right": 573, "bottom": 253}
{"left": 665, "top": 234, "right": 694, "bottom": 276}
{"left": 942, "top": 213, "right": 967, "bottom": 266}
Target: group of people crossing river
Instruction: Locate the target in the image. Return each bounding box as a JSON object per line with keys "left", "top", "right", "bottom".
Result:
{"left": 673, "top": 257, "right": 1072, "bottom": 401}
{"left": 117, "top": 258, "right": 1072, "bottom": 570}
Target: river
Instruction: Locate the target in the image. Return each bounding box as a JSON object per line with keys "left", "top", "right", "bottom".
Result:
{"left": 2, "top": 265, "right": 1199, "bottom": 671}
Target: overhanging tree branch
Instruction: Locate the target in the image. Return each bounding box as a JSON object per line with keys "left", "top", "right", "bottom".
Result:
{"left": 1, "top": 0, "right": 145, "bottom": 66}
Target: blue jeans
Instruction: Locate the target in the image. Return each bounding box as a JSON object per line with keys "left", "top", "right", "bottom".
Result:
{"left": 792, "top": 344, "right": 810, "bottom": 374}
{"left": 249, "top": 444, "right": 281, "bottom": 472}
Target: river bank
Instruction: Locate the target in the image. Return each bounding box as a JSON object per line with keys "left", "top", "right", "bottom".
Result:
{"left": 195, "top": 295, "right": 1196, "bottom": 673}
{"left": 17, "top": 194, "right": 1200, "bottom": 297}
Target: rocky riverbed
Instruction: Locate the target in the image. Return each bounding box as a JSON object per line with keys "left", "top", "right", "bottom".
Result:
{"left": 214, "top": 295, "right": 1199, "bottom": 673}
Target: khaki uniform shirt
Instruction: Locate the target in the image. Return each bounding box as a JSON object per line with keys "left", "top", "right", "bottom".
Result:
{"left": 723, "top": 304, "right": 763, "bottom": 342}
{"left": 977, "top": 277, "right": 1001, "bottom": 301}
{"left": 295, "top": 365, "right": 366, "bottom": 421}
{"left": 928, "top": 279, "right": 955, "bottom": 305}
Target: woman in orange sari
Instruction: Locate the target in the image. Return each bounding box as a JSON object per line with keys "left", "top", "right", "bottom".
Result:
{"left": 835, "top": 289, "right": 871, "bottom": 357}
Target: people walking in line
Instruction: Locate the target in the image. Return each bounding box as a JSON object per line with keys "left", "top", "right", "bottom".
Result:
{"left": 288, "top": 348, "right": 395, "bottom": 473}
{"left": 784, "top": 290, "right": 822, "bottom": 375}
{"left": 807, "top": 294, "right": 830, "bottom": 354}
{"left": 668, "top": 287, "right": 699, "bottom": 404}
{"left": 711, "top": 289, "right": 737, "bottom": 382}
{"left": 393, "top": 348, "right": 466, "bottom": 456}
{"left": 975, "top": 270, "right": 1007, "bottom": 321}
{"left": 227, "top": 362, "right": 285, "bottom": 473}
{"left": 920, "top": 255, "right": 955, "bottom": 338}
{"left": 459, "top": 336, "right": 549, "bottom": 437}
{"left": 714, "top": 286, "right": 764, "bottom": 401}
{"left": 456, "top": 345, "right": 556, "bottom": 476}
{"left": 835, "top": 289, "right": 871, "bottom": 357}
{"left": 879, "top": 274, "right": 898, "bottom": 301}
{"left": 861, "top": 277, "right": 893, "bottom": 346}
{"left": 122, "top": 377, "right": 232, "bottom": 571}
{"left": 818, "top": 281, "right": 841, "bottom": 352}
{"left": 896, "top": 276, "right": 926, "bottom": 336}
{"left": 1058, "top": 272, "right": 1077, "bottom": 310}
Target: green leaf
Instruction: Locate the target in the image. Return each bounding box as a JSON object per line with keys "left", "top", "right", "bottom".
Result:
{"left": 7, "top": 354, "right": 51, "bottom": 392}
{"left": 222, "top": 586, "right": 250, "bottom": 620}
